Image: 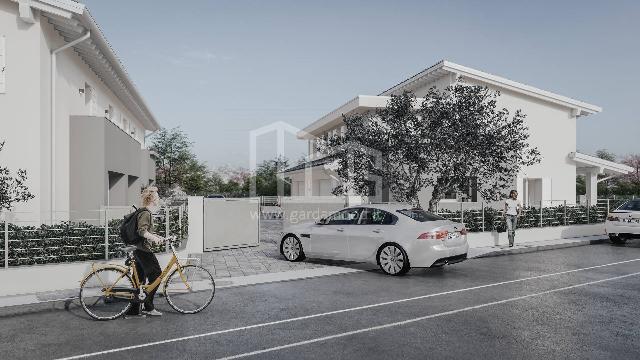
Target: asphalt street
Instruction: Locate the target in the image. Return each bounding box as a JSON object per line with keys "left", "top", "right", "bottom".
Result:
{"left": 1, "top": 242, "right": 640, "bottom": 360}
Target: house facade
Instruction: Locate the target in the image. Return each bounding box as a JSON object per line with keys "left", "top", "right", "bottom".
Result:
{"left": 0, "top": 0, "right": 159, "bottom": 223}
{"left": 283, "top": 60, "right": 632, "bottom": 207}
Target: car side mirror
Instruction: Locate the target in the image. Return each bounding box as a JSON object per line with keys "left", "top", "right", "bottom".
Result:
{"left": 317, "top": 217, "right": 326, "bottom": 225}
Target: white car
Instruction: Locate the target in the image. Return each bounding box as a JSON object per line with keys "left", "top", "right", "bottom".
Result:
{"left": 605, "top": 199, "right": 640, "bottom": 244}
{"left": 280, "top": 204, "right": 469, "bottom": 275}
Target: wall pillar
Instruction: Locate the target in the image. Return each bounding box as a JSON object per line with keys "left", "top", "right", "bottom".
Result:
{"left": 584, "top": 170, "right": 598, "bottom": 205}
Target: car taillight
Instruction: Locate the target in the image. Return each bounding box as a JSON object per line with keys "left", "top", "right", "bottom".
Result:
{"left": 417, "top": 230, "right": 448, "bottom": 240}
{"left": 607, "top": 216, "right": 619, "bottom": 221}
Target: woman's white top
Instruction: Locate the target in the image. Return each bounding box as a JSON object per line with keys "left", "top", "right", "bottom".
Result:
{"left": 505, "top": 199, "right": 521, "bottom": 216}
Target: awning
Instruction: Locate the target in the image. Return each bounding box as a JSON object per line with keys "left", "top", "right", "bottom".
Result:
{"left": 569, "top": 152, "right": 633, "bottom": 175}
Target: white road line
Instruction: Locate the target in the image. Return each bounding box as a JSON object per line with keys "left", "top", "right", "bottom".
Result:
{"left": 217, "top": 271, "right": 640, "bottom": 360}
{"left": 53, "top": 258, "right": 640, "bottom": 360}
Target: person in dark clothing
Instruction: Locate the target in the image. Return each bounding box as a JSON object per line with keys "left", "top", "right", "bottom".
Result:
{"left": 126, "top": 186, "right": 165, "bottom": 317}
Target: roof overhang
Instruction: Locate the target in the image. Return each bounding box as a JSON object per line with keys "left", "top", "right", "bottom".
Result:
{"left": 381, "top": 60, "right": 602, "bottom": 117}
{"left": 12, "top": 0, "right": 160, "bottom": 132}
{"left": 299, "top": 95, "right": 392, "bottom": 139}
{"left": 570, "top": 152, "right": 633, "bottom": 176}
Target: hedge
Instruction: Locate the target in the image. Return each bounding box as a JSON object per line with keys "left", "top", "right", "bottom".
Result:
{"left": 0, "top": 207, "right": 188, "bottom": 268}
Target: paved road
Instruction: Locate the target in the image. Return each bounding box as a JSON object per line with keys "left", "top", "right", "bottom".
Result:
{"left": 2, "top": 242, "right": 640, "bottom": 360}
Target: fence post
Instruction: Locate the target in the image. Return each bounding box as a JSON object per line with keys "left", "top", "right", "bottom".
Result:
{"left": 607, "top": 198, "right": 610, "bottom": 215}
{"left": 460, "top": 202, "right": 464, "bottom": 225}
{"left": 539, "top": 201, "right": 543, "bottom": 227}
{"left": 178, "top": 205, "right": 183, "bottom": 239}
{"left": 481, "top": 202, "right": 485, "bottom": 232}
{"left": 4, "top": 218, "right": 8, "bottom": 269}
{"left": 165, "top": 207, "right": 170, "bottom": 253}
{"left": 104, "top": 208, "right": 109, "bottom": 261}
{"left": 563, "top": 200, "right": 567, "bottom": 226}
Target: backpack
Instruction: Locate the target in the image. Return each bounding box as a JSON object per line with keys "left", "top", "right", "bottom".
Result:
{"left": 120, "top": 206, "right": 147, "bottom": 245}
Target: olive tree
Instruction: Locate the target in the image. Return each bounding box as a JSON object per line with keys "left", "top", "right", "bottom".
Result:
{"left": 0, "top": 141, "right": 34, "bottom": 212}
{"left": 319, "top": 82, "right": 541, "bottom": 211}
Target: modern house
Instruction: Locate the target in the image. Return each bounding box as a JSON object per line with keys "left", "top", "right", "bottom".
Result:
{"left": 283, "top": 60, "right": 633, "bottom": 207}
{"left": 0, "top": 0, "right": 159, "bottom": 223}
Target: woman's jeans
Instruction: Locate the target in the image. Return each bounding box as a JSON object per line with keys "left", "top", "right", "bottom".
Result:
{"left": 506, "top": 215, "right": 518, "bottom": 246}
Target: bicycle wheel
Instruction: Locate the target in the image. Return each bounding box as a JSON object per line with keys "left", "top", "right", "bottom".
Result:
{"left": 79, "top": 267, "right": 134, "bottom": 320}
{"left": 164, "top": 265, "right": 215, "bottom": 314}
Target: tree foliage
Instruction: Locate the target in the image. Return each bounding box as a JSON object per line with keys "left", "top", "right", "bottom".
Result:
{"left": 149, "top": 127, "right": 196, "bottom": 197}
{"left": 319, "top": 82, "right": 541, "bottom": 210}
{"left": 0, "top": 141, "right": 35, "bottom": 211}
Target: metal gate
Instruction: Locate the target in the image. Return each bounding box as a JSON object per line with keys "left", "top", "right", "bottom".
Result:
{"left": 203, "top": 198, "right": 260, "bottom": 251}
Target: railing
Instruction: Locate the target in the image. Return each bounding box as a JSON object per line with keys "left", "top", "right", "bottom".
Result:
{"left": 433, "top": 199, "right": 622, "bottom": 232}
{"left": 0, "top": 204, "right": 188, "bottom": 269}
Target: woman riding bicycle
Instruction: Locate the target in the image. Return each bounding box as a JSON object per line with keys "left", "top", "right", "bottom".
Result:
{"left": 127, "top": 186, "right": 166, "bottom": 317}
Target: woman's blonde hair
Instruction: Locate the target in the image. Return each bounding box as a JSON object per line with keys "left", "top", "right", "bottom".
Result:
{"left": 141, "top": 186, "right": 160, "bottom": 207}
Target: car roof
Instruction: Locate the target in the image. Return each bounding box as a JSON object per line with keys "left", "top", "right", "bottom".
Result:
{"left": 345, "top": 203, "right": 419, "bottom": 212}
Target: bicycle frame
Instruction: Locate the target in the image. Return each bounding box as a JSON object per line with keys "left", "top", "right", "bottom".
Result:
{"left": 97, "top": 240, "right": 192, "bottom": 300}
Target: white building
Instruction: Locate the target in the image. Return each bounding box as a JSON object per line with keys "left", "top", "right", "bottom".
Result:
{"left": 0, "top": 0, "right": 159, "bottom": 223}
{"left": 283, "top": 60, "right": 633, "bottom": 207}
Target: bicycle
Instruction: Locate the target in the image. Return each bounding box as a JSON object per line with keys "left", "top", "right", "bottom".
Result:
{"left": 79, "top": 237, "right": 215, "bottom": 320}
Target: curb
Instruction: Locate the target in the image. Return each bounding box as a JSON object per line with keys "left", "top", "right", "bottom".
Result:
{"left": 471, "top": 238, "right": 608, "bottom": 258}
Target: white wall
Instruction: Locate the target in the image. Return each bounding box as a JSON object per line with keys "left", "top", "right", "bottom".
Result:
{"left": 0, "top": 1, "right": 44, "bottom": 223}
{"left": 0, "top": 1, "right": 151, "bottom": 224}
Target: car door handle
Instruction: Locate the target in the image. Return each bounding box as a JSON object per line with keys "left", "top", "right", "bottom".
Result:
{"left": 336, "top": 228, "right": 344, "bottom": 232}
{"left": 372, "top": 229, "right": 381, "bottom": 234}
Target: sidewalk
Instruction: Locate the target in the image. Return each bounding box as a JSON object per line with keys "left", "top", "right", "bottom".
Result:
{"left": 0, "top": 232, "right": 608, "bottom": 309}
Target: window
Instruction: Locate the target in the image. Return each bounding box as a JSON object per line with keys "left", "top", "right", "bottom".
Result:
{"left": 358, "top": 208, "right": 396, "bottom": 225}
{"left": 397, "top": 208, "right": 444, "bottom": 222}
{"left": 0, "top": 35, "right": 5, "bottom": 93}
{"left": 618, "top": 200, "right": 640, "bottom": 211}
{"left": 325, "top": 208, "right": 362, "bottom": 225}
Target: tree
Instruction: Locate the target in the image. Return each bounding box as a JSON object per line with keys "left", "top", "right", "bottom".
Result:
{"left": 320, "top": 82, "right": 541, "bottom": 210}
{"left": 149, "top": 127, "right": 198, "bottom": 197}
{"left": 181, "top": 158, "right": 216, "bottom": 196}
{"left": 595, "top": 149, "right": 616, "bottom": 162}
{"left": 252, "top": 157, "right": 291, "bottom": 196}
{"left": 0, "top": 141, "right": 35, "bottom": 211}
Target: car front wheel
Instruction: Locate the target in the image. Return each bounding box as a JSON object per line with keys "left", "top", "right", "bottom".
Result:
{"left": 609, "top": 234, "right": 627, "bottom": 245}
{"left": 377, "top": 244, "right": 410, "bottom": 276}
{"left": 281, "top": 235, "right": 305, "bottom": 262}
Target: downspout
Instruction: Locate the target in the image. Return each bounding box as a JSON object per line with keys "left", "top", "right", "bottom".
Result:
{"left": 50, "top": 31, "right": 90, "bottom": 223}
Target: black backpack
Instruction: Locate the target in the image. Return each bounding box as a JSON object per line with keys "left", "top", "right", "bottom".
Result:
{"left": 120, "top": 206, "right": 147, "bottom": 245}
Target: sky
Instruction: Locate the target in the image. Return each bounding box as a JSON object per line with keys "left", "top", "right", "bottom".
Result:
{"left": 82, "top": 0, "right": 640, "bottom": 169}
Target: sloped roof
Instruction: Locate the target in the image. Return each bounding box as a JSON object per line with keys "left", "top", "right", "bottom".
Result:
{"left": 381, "top": 60, "right": 602, "bottom": 116}
{"left": 14, "top": 0, "right": 159, "bottom": 131}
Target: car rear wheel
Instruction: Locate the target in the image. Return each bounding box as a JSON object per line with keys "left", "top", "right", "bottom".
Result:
{"left": 609, "top": 234, "right": 627, "bottom": 245}
{"left": 377, "top": 244, "right": 410, "bottom": 276}
{"left": 281, "top": 235, "right": 305, "bottom": 262}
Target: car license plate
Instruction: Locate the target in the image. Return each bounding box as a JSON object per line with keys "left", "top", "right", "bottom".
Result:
{"left": 622, "top": 218, "right": 640, "bottom": 223}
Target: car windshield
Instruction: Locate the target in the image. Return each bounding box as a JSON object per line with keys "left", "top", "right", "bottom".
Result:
{"left": 397, "top": 209, "right": 444, "bottom": 222}
{"left": 618, "top": 200, "right": 640, "bottom": 211}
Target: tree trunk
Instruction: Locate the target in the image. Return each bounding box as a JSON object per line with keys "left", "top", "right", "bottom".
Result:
{"left": 428, "top": 184, "right": 442, "bottom": 212}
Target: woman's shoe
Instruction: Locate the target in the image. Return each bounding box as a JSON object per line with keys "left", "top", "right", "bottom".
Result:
{"left": 142, "top": 309, "right": 163, "bottom": 316}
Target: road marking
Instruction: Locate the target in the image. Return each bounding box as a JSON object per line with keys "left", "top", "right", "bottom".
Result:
{"left": 217, "top": 271, "right": 640, "bottom": 360}
{"left": 53, "top": 258, "right": 640, "bottom": 360}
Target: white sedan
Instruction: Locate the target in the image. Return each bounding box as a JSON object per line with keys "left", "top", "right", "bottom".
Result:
{"left": 280, "top": 204, "right": 469, "bottom": 276}
{"left": 606, "top": 199, "right": 640, "bottom": 244}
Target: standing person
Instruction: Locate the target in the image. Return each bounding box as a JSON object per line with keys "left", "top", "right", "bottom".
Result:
{"left": 127, "top": 186, "right": 166, "bottom": 317}
{"left": 504, "top": 190, "right": 522, "bottom": 247}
